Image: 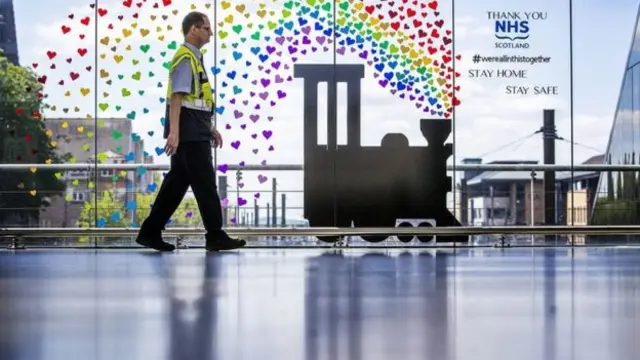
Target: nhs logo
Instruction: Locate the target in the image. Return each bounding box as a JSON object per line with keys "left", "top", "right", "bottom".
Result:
{"left": 487, "top": 11, "right": 547, "bottom": 49}
{"left": 495, "top": 20, "right": 530, "bottom": 41}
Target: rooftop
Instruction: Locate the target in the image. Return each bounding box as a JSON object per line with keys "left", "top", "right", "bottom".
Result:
{"left": 465, "top": 156, "right": 603, "bottom": 185}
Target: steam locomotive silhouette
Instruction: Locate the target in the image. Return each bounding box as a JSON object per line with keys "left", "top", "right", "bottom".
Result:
{"left": 293, "top": 64, "right": 466, "bottom": 243}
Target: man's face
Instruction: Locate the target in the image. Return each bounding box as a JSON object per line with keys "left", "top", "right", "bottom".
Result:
{"left": 194, "top": 17, "right": 212, "bottom": 45}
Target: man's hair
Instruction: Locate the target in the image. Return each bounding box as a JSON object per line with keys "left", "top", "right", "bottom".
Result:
{"left": 182, "top": 11, "right": 207, "bottom": 35}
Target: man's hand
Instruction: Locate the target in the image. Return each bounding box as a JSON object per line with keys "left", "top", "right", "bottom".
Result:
{"left": 211, "top": 127, "right": 223, "bottom": 148}
{"left": 164, "top": 130, "right": 179, "bottom": 156}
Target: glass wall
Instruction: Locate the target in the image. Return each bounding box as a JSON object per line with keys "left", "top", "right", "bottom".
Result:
{"left": 1, "top": 0, "right": 637, "bottom": 246}
{"left": 592, "top": 7, "right": 640, "bottom": 226}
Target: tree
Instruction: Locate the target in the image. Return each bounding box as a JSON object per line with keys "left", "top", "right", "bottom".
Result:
{"left": 77, "top": 190, "right": 128, "bottom": 229}
{"left": 76, "top": 188, "right": 204, "bottom": 243}
{"left": 0, "top": 49, "right": 69, "bottom": 226}
{"left": 136, "top": 192, "right": 203, "bottom": 228}
{"left": 76, "top": 190, "right": 127, "bottom": 243}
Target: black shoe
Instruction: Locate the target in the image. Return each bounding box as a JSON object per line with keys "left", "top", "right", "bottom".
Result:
{"left": 206, "top": 232, "right": 246, "bottom": 251}
{"left": 136, "top": 234, "right": 176, "bottom": 252}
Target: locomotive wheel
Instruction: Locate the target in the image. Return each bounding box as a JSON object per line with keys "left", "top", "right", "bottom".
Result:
{"left": 307, "top": 218, "right": 341, "bottom": 243}
{"left": 360, "top": 234, "right": 390, "bottom": 243}
{"left": 416, "top": 221, "right": 435, "bottom": 243}
{"left": 356, "top": 220, "right": 392, "bottom": 243}
{"left": 396, "top": 222, "right": 415, "bottom": 243}
{"left": 316, "top": 235, "right": 341, "bottom": 243}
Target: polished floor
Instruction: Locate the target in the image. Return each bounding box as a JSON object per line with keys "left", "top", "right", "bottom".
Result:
{"left": 0, "top": 247, "right": 639, "bottom": 360}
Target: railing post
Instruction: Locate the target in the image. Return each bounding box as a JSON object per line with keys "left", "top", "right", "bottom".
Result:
{"left": 271, "top": 178, "right": 277, "bottom": 229}
{"left": 176, "top": 236, "right": 187, "bottom": 249}
{"left": 6, "top": 236, "right": 25, "bottom": 250}
{"left": 530, "top": 170, "right": 536, "bottom": 245}
{"left": 266, "top": 203, "right": 271, "bottom": 227}
{"left": 254, "top": 199, "right": 259, "bottom": 226}
{"left": 235, "top": 170, "right": 243, "bottom": 225}
{"left": 281, "top": 193, "right": 286, "bottom": 226}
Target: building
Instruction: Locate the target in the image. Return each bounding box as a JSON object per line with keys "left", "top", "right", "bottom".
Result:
{"left": 457, "top": 156, "right": 602, "bottom": 228}
{"left": 455, "top": 156, "right": 602, "bottom": 245}
{"left": 592, "top": 6, "right": 640, "bottom": 226}
{"left": 39, "top": 118, "right": 154, "bottom": 227}
{"left": 0, "top": 0, "right": 19, "bottom": 65}
{"left": 458, "top": 159, "right": 545, "bottom": 226}
{"left": 556, "top": 154, "right": 603, "bottom": 226}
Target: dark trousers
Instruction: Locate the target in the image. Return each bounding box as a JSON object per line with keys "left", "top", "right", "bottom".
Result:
{"left": 140, "top": 141, "right": 223, "bottom": 239}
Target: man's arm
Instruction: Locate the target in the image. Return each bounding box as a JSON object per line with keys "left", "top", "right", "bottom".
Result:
{"left": 168, "top": 59, "right": 193, "bottom": 134}
{"left": 169, "top": 93, "right": 184, "bottom": 135}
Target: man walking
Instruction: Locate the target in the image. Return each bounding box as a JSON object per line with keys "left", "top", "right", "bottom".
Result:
{"left": 136, "top": 11, "right": 246, "bottom": 252}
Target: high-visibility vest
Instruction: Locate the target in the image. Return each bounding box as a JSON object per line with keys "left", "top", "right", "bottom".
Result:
{"left": 166, "top": 44, "right": 214, "bottom": 112}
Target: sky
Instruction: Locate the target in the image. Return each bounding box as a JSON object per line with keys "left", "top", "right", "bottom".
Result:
{"left": 10, "top": 0, "right": 640, "bottom": 220}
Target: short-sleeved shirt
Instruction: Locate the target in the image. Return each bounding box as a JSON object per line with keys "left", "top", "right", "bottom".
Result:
{"left": 163, "top": 42, "right": 213, "bottom": 143}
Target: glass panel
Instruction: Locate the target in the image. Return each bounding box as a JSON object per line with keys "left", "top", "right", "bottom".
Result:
{"left": 87, "top": 0, "right": 215, "bottom": 246}
{"left": 214, "top": 0, "right": 329, "bottom": 244}
{"left": 627, "top": 11, "right": 640, "bottom": 68}
{"left": 330, "top": 0, "right": 456, "bottom": 245}
{"left": 454, "top": 0, "right": 571, "bottom": 245}
{"left": 593, "top": 71, "right": 633, "bottom": 227}
{"left": 5, "top": 0, "right": 222, "bottom": 246}
{"left": 4, "top": 0, "right": 97, "bottom": 246}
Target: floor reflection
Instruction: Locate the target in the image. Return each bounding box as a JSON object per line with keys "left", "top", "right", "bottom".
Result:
{"left": 303, "top": 251, "right": 451, "bottom": 360}
{"left": 1, "top": 248, "right": 640, "bottom": 360}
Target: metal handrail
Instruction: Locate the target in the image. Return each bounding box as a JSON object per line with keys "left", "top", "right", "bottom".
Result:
{"left": 1, "top": 225, "right": 639, "bottom": 237}
{"left": 0, "top": 163, "right": 634, "bottom": 171}
{"left": 0, "top": 163, "right": 303, "bottom": 171}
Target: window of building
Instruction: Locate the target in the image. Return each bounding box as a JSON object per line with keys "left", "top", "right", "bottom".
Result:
{"left": 66, "top": 170, "right": 89, "bottom": 179}
{"left": 0, "top": 15, "right": 6, "bottom": 43}
{"left": 101, "top": 169, "right": 114, "bottom": 177}
{"left": 573, "top": 181, "right": 583, "bottom": 191}
{"left": 70, "top": 190, "right": 86, "bottom": 202}
{"left": 489, "top": 208, "right": 508, "bottom": 218}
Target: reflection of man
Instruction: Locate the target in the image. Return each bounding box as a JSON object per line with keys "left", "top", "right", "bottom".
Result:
{"left": 136, "top": 12, "right": 245, "bottom": 252}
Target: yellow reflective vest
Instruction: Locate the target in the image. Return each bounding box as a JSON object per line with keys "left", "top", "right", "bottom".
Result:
{"left": 166, "top": 44, "right": 214, "bottom": 112}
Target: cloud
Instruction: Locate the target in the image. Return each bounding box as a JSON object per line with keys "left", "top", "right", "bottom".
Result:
{"left": 454, "top": 15, "right": 493, "bottom": 39}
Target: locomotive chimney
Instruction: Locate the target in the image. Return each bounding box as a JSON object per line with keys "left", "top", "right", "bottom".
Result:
{"left": 293, "top": 64, "right": 365, "bottom": 149}
{"left": 345, "top": 69, "right": 363, "bottom": 147}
